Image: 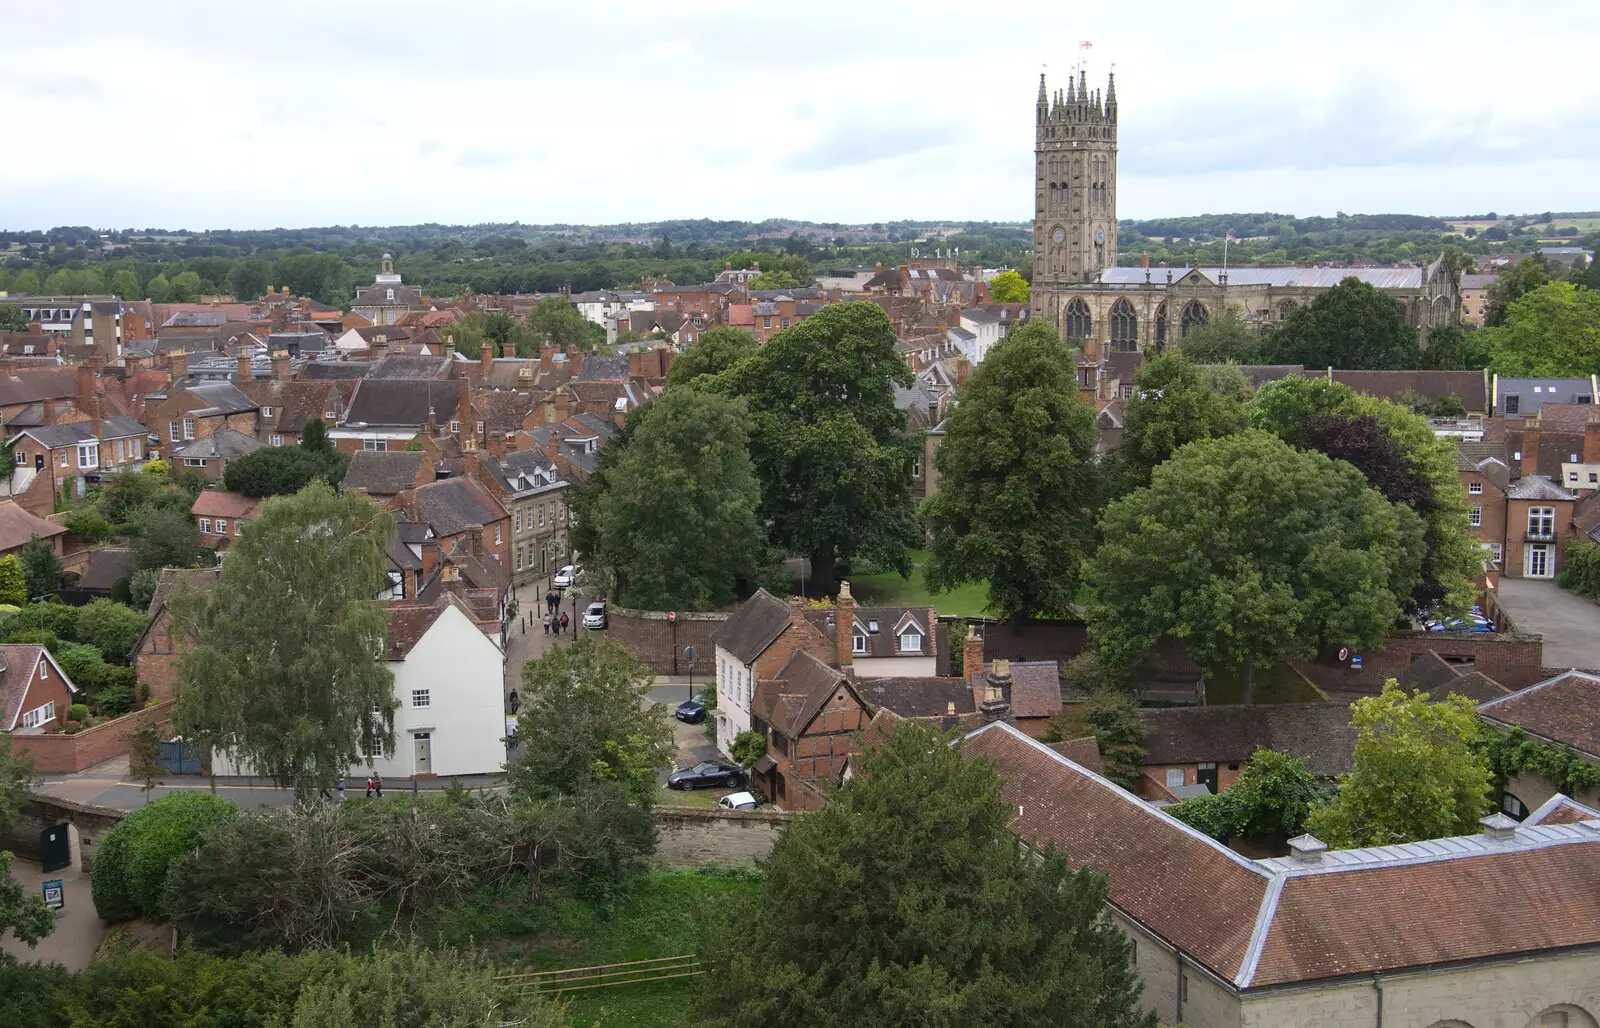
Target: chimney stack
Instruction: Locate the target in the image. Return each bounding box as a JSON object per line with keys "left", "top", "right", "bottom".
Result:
{"left": 168, "top": 350, "right": 188, "bottom": 384}
{"left": 480, "top": 342, "right": 493, "bottom": 376}
{"left": 426, "top": 407, "right": 437, "bottom": 438}
{"left": 553, "top": 390, "right": 570, "bottom": 423}
{"left": 457, "top": 377, "right": 473, "bottom": 443}
{"left": 963, "top": 625, "right": 984, "bottom": 678}
{"left": 271, "top": 350, "right": 290, "bottom": 381}
{"left": 540, "top": 345, "right": 556, "bottom": 373}
{"left": 236, "top": 352, "right": 253, "bottom": 383}
{"left": 500, "top": 341, "right": 515, "bottom": 359}
{"left": 980, "top": 659, "right": 1011, "bottom": 722}
{"left": 1287, "top": 834, "right": 1328, "bottom": 864}
{"left": 788, "top": 595, "right": 807, "bottom": 631}
{"left": 629, "top": 350, "right": 645, "bottom": 379}
{"left": 467, "top": 523, "right": 484, "bottom": 556}
{"left": 835, "top": 580, "right": 855, "bottom": 668}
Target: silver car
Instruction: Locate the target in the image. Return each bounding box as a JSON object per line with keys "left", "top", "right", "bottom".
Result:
{"left": 582, "top": 602, "right": 607, "bottom": 629}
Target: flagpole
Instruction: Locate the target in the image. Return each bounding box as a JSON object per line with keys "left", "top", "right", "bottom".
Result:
{"left": 1223, "top": 234, "right": 1229, "bottom": 277}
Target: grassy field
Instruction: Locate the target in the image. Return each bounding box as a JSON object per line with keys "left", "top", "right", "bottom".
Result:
{"left": 849, "top": 549, "right": 992, "bottom": 617}
{"left": 1203, "top": 664, "right": 1326, "bottom": 706}
{"left": 412, "top": 869, "right": 758, "bottom": 1028}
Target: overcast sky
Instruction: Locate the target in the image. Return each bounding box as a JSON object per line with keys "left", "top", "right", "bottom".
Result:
{"left": 4, "top": 0, "right": 1597, "bottom": 231}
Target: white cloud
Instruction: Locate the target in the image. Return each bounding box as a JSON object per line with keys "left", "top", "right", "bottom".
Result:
{"left": 0, "top": 0, "right": 1596, "bottom": 228}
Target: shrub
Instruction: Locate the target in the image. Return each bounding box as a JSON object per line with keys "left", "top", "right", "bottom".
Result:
{"left": 140, "top": 460, "right": 169, "bottom": 477}
{"left": 62, "top": 509, "right": 112, "bottom": 544}
{"left": 67, "top": 703, "right": 88, "bottom": 723}
{"left": 75, "top": 598, "right": 148, "bottom": 664}
{"left": 1558, "top": 538, "right": 1600, "bottom": 597}
{"left": 91, "top": 792, "right": 238, "bottom": 921}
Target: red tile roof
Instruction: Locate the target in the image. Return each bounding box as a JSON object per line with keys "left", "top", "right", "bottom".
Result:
{"left": 191, "top": 491, "right": 263, "bottom": 521}
{"left": 1479, "top": 671, "right": 1600, "bottom": 759}
{"left": 0, "top": 500, "right": 68, "bottom": 553}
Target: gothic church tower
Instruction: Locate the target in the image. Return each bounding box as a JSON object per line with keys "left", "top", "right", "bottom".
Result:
{"left": 1032, "top": 69, "right": 1118, "bottom": 329}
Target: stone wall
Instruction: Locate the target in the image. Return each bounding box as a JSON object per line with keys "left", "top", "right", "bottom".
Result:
{"left": 7, "top": 701, "right": 174, "bottom": 774}
{"left": 1291, "top": 631, "right": 1545, "bottom": 699}
{"left": 606, "top": 605, "right": 728, "bottom": 676}
{"left": 653, "top": 806, "right": 793, "bottom": 867}
{"left": 4, "top": 794, "right": 129, "bottom": 872}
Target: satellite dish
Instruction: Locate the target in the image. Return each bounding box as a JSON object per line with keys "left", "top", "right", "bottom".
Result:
{"left": 1338, "top": 647, "right": 1351, "bottom": 662}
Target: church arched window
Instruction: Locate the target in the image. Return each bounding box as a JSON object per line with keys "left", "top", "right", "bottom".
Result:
{"left": 1065, "top": 298, "right": 1092, "bottom": 339}
{"left": 1277, "top": 299, "right": 1297, "bottom": 320}
{"left": 1155, "top": 302, "right": 1168, "bottom": 351}
{"left": 1110, "top": 299, "right": 1138, "bottom": 351}
{"left": 1049, "top": 184, "right": 1057, "bottom": 204}
{"left": 1180, "top": 300, "right": 1209, "bottom": 337}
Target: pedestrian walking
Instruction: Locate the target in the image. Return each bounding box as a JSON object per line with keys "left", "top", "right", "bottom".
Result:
{"left": 365, "top": 775, "right": 376, "bottom": 799}
{"left": 546, "top": 591, "right": 558, "bottom": 615}
{"left": 542, "top": 614, "right": 550, "bottom": 636}
{"left": 560, "top": 611, "right": 570, "bottom": 634}
{"left": 336, "top": 777, "right": 347, "bottom": 804}
{"left": 374, "top": 777, "right": 383, "bottom": 798}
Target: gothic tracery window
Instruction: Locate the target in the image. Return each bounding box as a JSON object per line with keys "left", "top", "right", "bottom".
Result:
{"left": 1155, "top": 302, "right": 1169, "bottom": 351}
{"left": 1065, "top": 298, "right": 1092, "bottom": 339}
{"left": 1110, "top": 299, "right": 1138, "bottom": 351}
{"left": 1277, "top": 299, "right": 1297, "bottom": 320}
{"left": 1180, "top": 300, "right": 1209, "bottom": 337}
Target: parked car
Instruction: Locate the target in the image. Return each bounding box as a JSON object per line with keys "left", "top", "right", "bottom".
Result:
{"left": 582, "top": 602, "right": 607, "bottom": 629}
{"left": 1421, "top": 606, "right": 1495, "bottom": 633}
{"left": 717, "top": 791, "right": 760, "bottom": 811}
{"left": 674, "top": 698, "right": 707, "bottom": 724}
{"left": 552, "top": 565, "right": 579, "bottom": 589}
{"left": 668, "top": 760, "right": 744, "bottom": 790}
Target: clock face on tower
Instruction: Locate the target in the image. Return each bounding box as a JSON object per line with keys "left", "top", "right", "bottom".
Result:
{"left": 1052, "top": 227, "right": 1065, "bottom": 244}
{"left": 1095, "top": 228, "right": 1105, "bottom": 243}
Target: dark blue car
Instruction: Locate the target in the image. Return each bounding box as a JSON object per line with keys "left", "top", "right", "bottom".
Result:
{"left": 674, "top": 698, "right": 707, "bottom": 724}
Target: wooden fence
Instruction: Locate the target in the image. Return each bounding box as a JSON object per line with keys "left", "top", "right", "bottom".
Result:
{"left": 497, "top": 955, "right": 702, "bottom": 994}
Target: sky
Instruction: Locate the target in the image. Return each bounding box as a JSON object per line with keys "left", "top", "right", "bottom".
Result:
{"left": 4, "top": 0, "right": 1598, "bottom": 231}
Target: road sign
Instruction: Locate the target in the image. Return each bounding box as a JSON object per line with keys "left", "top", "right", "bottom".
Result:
{"left": 1351, "top": 655, "right": 1363, "bottom": 669}
{"left": 684, "top": 645, "right": 697, "bottom": 666}
{"left": 668, "top": 611, "right": 677, "bottom": 623}
{"left": 42, "top": 880, "right": 63, "bottom": 910}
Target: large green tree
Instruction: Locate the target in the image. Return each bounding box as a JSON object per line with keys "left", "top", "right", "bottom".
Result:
{"left": 130, "top": 507, "right": 203, "bottom": 572}
{"left": 169, "top": 482, "right": 397, "bottom": 801}
{"left": 222, "top": 445, "right": 346, "bottom": 498}
{"left": 1168, "top": 749, "right": 1324, "bottom": 841}
{"left": 664, "top": 326, "right": 757, "bottom": 389}
{"left": 988, "top": 269, "right": 1030, "bottom": 303}
{"left": 524, "top": 296, "right": 603, "bottom": 351}
{"left": 1306, "top": 684, "right": 1491, "bottom": 848}
{"left": 508, "top": 635, "right": 673, "bottom": 803}
{"left": 1117, "top": 353, "right": 1244, "bottom": 484}
{"left": 19, "top": 536, "right": 63, "bottom": 599}
{"left": 717, "top": 301, "right": 917, "bottom": 594}
{"left": 1248, "top": 375, "right": 1482, "bottom": 615}
{"left": 581, "top": 390, "right": 764, "bottom": 610}
{"left": 226, "top": 258, "right": 271, "bottom": 301}
{"left": 75, "top": 598, "right": 148, "bottom": 664}
{"left": 1084, "top": 431, "right": 1425, "bottom": 703}
{"left": 0, "top": 739, "right": 52, "bottom": 947}
{"left": 0, "top": 306, "right": 29, "bottom": 332}
{"left": 1173, "top": 304, "right": 1259, "bottom": 364}
{"left": 1260, "top": 276, "right": 1419, "bottom": 369}
{"left": 1482, "top": 280, "right": 1600, "bottom": 378}
{"left": 1482, "top": 257, "right": 1550, "bottom": 326}
{"left": 922, "top": 320, "right": 1097, "bottom": 621}
{"left": 696, "top": 720, "right": 1154, "bottom": 1028}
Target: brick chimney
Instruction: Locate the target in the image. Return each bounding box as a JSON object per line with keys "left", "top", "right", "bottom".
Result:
{"left": 963, "top": 625, "right": 984, "bottom": 679}
{"left": 271, "top": 350, "right": 290, "bottom": 381}
{"left": 480, "top": 343, "right": 493, "bottom": 376}
{"left": 629, "top": 350, "right": 645, "bottom": 378}
{"left": 565, "top": 345, "right": 579, "bottom": 373}
{"left": 553, "top": 390, "right": 570, "bottom": 423}
{"left": 488, "top": 430, "right": 508, "bottom": 457}
{"left": 523, "top": 403, "right": 547, "bottom": 431}
{"left": 835, "top": 580, "right": 855, "bottom": 668}
{"left": 456, "top": 378, "right": 473, "bottom": 442}
{"left": 659, "top": 346, "right": 674, "bottom": 379}
{"left": 980, "top": 659, "right": 1012, "bottom": 722}
{"left": 498, "top": 341, "right": 514, "bottom": 359}
{"left": 168, "top": 350, "right": 188, "bottom": 384}
{"left": 236, "top": 352, "right": 253, "bottom": 383}
{"left": 540, "top": 345, "right": 557, "bottom": 373}
{"left": 466, "top": 523, "right": 483, "bottom": 556}
{"left": 788, "top": 595, "right": 807, "bottom": 632}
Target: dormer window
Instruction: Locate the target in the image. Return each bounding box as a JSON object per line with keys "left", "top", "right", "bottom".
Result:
{"left": 899, "top": 629, "right": 923, "bottom": 653}
{"left": 386, "top": 288, "right": 395, "bottom": 302}
{"left": 852, "top": 631, "right": 867, "bottom": 655}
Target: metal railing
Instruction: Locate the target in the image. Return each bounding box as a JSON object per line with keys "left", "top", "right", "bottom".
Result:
{"left": 496, "top": 955, "right": 702, "bottom": 994}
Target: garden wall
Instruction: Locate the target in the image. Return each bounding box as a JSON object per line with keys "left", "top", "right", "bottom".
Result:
{"left": 4, "top": 793, "right": 129, "bottom": 871}
{"left": 7, "top": 701, "right": 174, "bottom": 774}
{"left": 606, "top": 605, "right": 728, "bottom": 676}
{"left": 1291, "top": 631, "right": 1545, "bottom": 700}
{"left": 653, "top": 807, "right": 794, "bottom": 867}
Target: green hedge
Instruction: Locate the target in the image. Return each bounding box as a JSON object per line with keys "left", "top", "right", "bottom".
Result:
{"left": 90, "top": 792, "right": 238, "bottom": 922}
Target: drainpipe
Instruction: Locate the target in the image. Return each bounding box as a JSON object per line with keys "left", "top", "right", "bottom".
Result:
{"left": 1373, "top": 973, "right": 1384, "bottom": 1028}
{"left": 1176, "top": 950, "right": 1184, "bottom": 1024}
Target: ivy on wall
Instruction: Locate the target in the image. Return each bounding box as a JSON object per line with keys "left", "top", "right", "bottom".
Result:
{"left": 1481, "top": 726, "right": 1600, "bottom": 800}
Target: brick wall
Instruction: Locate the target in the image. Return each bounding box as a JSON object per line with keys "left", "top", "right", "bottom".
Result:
{"left": 135, "top": 611, "right": 181, "bottom": 703}
{"left": 652, "top": 807, "right": 794, "bottom": 867}
{"left": 606, "top": 605, "right": 728, "bottom": 676}
{"left": 1291, "top": 631, "right": 1545, "bottom": 699}
{"left": 3, "top": 794, "right": 128, "bottom": 871}
{"left": 7, "top": 701, "right": 174, "bottom": 774}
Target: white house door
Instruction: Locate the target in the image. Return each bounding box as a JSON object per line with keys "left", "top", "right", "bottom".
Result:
{"left": 1526, "top": 544, "right": 1551, "bottom": 579}
{"left": 413, "top": 732, "right": 432, "bottom": 775}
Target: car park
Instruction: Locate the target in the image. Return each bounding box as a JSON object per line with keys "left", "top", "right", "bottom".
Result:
{"left": 667, "top": 760, "right": 744, "bottom": 790}
{"left": 1421, "top": 606, "right": 1495, "bottom": 633}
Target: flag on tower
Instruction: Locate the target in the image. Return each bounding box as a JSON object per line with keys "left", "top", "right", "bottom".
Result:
{"left": 1080, "top": 41, "right": 1093, "bottom": 50}
{"left": 1226, "top": 234, "right": 1239, "bottom": 243}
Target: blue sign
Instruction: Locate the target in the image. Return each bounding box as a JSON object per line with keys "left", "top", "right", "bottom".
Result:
{"left": 42, "top": 880, "right": 63, "bottom": 910}
{"left": 1351, "top": 655, "right": 1363, "bottom": 669}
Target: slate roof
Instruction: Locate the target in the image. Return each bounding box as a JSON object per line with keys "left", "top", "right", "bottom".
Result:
{"left": 1, "top": 645, "right": 66, "bottom": 731}
{"left": 171, "top": 429, "right": 262, "bottom": 460}
{"left": 365, "top": 354, "right": 453, "bottom": 381}
{"left": 1331, "top": 369, "right": 1489, "bottom": 412}
{"left": 344, "top": 379, "right": 463, "bottom": 427}
{"left": 1505, "top": 474, "right": 1575, "bottom": 501}
{"left": 0, "top": 501, "right": 67, "bottom": 552}
{"left": 344, "top": 451, "right": 425, "bottom": 495}
{"left": 76, "top": 547, "right": 135, "bottom": 593}
{"left": 410, "top": 476, "right": 505, "bottom": 538}
{"left": 1136, "top": 703, "right": 1359, "bottom": 777}
{"left": 1479, "top": 670, "right": 1600, "bottom": 758}
{"left": 353, "top": 282, "right": 423, "bottom": 308}
{"left": 1494, "top": 377, "right": 1596, "bottom": 414}
{"left": 474, "top": 451, "right": 563, "bottom": 496}
{"left": 1395, "top": 652, "right": 1510, "bottom": 703}
{"left": 967, "top": 719, "right": 1600, "bottom": 989}
{"left": 300, "top": 361, "right": 373, "bottom": 380}
{"left": 1101, "top": 266, "right": 1426, "bottom": 289}
{"left": 10, "top": 416, "right": 147, "bottom": 448}
{"left": 184, "top": 382, "right": 257, "bottom": 416}
{"left": 576, "top": 355, "right": 629, "bottom": 381}
{"left": 712, "top": 588, "right": 792, "bottom": 665}
{"left": 854, "top": 675, "right": 973, "bottom": 720}
{"left": 803, "top": 605, "right": 937, "bottom": 659}
{"left": 191, "top": 491, "right": 262, "bottom": 520}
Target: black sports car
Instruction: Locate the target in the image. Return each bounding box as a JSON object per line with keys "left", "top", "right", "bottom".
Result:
{"left": 674, "top": 698, "right": 707, "bottom": 724}
{"left": 667, "top": 760, "right": 744, "bottom": 790}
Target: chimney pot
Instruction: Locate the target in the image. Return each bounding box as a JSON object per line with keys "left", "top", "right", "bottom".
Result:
{"left": 835, "top": 580, "right": 855, "bottom": 668}
{"left": 1287, "top": 834, "right": 1328, "bottom": 864}
{"left": 946, "top": 701, "right": 956, "bottom": 716}
{"left": 1480, "top": 813, "right": 1519, "bottom": 842}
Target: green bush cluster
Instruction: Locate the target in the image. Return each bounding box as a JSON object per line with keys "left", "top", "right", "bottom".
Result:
{"left": 1557, "top": 538, "right": 1600, "bottom": 597}
{"left": 90, "top": 792, "right": 238, "bottom": 921}
{"left": 0, "top": 598, "right": 146, "bottom": 717}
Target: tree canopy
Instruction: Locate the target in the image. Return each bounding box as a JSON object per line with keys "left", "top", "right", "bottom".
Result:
{"left": 988, "top": 269, "right": 1030, "bottom": 303}
{"left": 1173, "top": 304, "right": 1259, "bottom": 364}
{"left": 19, "top": 536, "right": 63, "bottom": 600}
{"left": 922, "top": 320, "right": 1097, "bottom": 621}
{"left": 524, "top": 295, "right": 604, "bottom": 351}
{"left": 169, "top": 482, "right": 397, "bottom": 801}
{"left": 1, "top": 738, "right": 53, "bottom": 948}
{"left": 1167, "top": 749, "right": 1324, "bottom": 841}
{"left": 222, "top": 442, "right": 347, "bottom": 498}
{"left": 715, "top": 301, "right": 917, "bottom": 593}
{"left": 1117, "top": 353, "right": 1245, "bottom": 485}
{"left": 1085, "top": 431, "right": 1425, "bottom": 703}
{"left": 1482, "top": 280, "right": 1600, "bottom": 378}
{"left": 695, "top": 720, "right": 1154, "bottom": 1028}
{"left": 664, "top": 326, "right": 757, "bottom": 390}
{"left": 1483, "top": 257, "right": 1550, "bottom": 326}
{"left": 1306, "top": 684, "right": 1491, "bottom": 848}
{"left": 578, "top": 389, "right": 765, "bottom": 610}
{"left": 1259, "top": 276, "right": 1419, "bottom": 369}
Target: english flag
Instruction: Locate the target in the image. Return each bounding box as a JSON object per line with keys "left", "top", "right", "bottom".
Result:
{"left": 1226, "top": 234, "right": 1239, "bottom": 243}
{"left": 1080, "top": 41, "right": 1093, "bottom": 50}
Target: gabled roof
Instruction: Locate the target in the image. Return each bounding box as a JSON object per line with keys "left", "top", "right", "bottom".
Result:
{"left": 1395, "top": 651, "right": 1510, "bottom": 703}
{"left": 805, "top": 604, "right": 937, "bottom": 660}
{"left": 77, "top": 547, "right": 134, "bottom": 593}
{"left": 410, "top": 475, "right": 505, "bottom": 538}
{"left": 190, "top": 490, "right": 262, "bottom": 520}
{"left": 966, "top": 720, "right": 1600, "bottom": 990}
{"left": 1505, "top": 474, "right": 1575, "bottom": 501}
{"left": 759, "top": 649, "right": 851, "bottom": 738}
{"left": 1331, "top": 369, "right": 1488, "bottom": 412}
{"left": 344, "top": 450, "right": 425, "bottom": 495}
{"left": 9, "top": 416, "right": 147, "bottom": 448}
{"left": 711, "top": 588, "right": 792, "bottom": 665}
{"left": 1, "top": 645, "right": 72, "bottom": 731}
{"left": 365, "top": 354, "right": 452, "bottom": 380}
{"left": 385, "top": 600, "right": 447, "bottom": 660}
{"left": 0, "top": 500, "right": 67, "bottom": 552}
{"left": 1479, "top": 670, "right": 1600, "bottom": 758}
{"left": 1524, "top": 792, "right": 1600, "bottom": 826}
{"left": 171, "top": 429, "right": 262, "bottom": 460}
{"left": 184, "top": 382, "right": 258, "bottom": 416}
{"left": 1136, "top": 703, "right": 1359, "bottom": 777}
{"left": 854, "top": 675, "right": 973, "bottom": 720}
{"left": 344, "top": 379, "right": 462, "bottom": 428}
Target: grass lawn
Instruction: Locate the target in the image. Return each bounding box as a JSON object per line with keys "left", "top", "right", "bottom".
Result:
{"left": 1204, "top": 664, "right": 1327, "bottom": 706}
{"left": 413, "top": 869, "right": 758, "bottom": 1028}
{"left": 849, "top": 549, "right": 992, "bottom": 617}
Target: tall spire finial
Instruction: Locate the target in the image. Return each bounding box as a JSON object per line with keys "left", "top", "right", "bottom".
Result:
{"left": 1066, "top": 76, "right": 1075, "bottom": 103}
{"left": 1107, "top": 66, "right": 1117, "bottom": 107}
{"left": 1038, "top": 68, "right": 1047, "bottom": 105}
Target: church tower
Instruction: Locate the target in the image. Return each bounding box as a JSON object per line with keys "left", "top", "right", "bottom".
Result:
{"left": 1031, "top": 68, "right": 1118, "bottom": 330}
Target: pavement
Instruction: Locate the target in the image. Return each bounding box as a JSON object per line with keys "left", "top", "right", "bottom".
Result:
{"left": 1494, "top": 578, "right": 1600, "bottom": 670}
{"left": 1, "top": 855, "right": 105, "bottom": 971}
